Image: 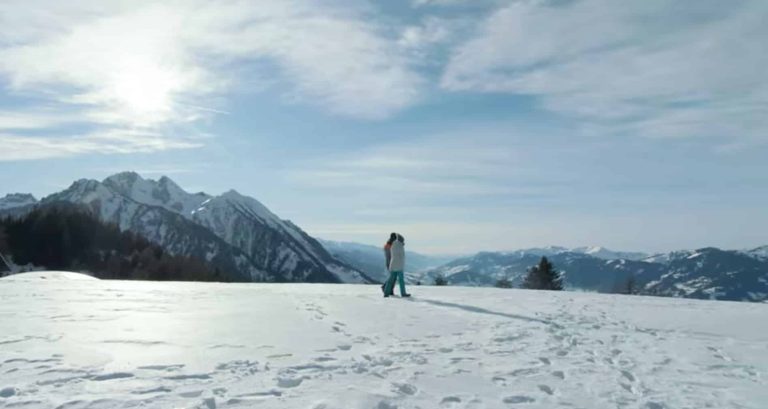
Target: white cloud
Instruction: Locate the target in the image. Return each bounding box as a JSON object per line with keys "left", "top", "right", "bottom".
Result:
{"left": 0, "top": 130, "right": 202, "bottom": 161}
{"left": 0, "top": 0, "right": 424, "bottom": 160}
{"left": 442, "top": 0, "right": 768, "bottom": 143}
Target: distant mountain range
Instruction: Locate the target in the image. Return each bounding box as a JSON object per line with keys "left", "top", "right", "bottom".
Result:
{"left": 1, "top": 174, "right": 766, "bottom": 302}
{"left": 0, "top": 172, "right": 371, "bottom": 283}
{"left": 418, "top": 246, "right": 768, "bottom": 302}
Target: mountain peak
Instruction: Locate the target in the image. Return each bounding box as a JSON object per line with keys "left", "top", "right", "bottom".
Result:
{"left": 0, "top": 193, "right": 38, "bottom": 211}
{"left": 104, "top": 171, "right": 143, "bottom": 186}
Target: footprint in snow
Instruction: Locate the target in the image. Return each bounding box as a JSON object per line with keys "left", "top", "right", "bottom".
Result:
{"left": 620, "top": 370, "right": 637, "bottom": 383}
{"left": 503, "top": 395, "right": 535, "bottom": 404}
{"left": 538, "top": 385, "right": 554, "bottom": 395}
{"left": 441, "top": 396, "right": 461, "bottom": 404}
{"left": 393, "top": 383, "right": 418, "bottom": 396}
{"left": 376, "top": 401, "right": 398, "bottom": 409}
{"left": 91, "top": 372, "right": 134, "bottom": 381}
{"left": 277, "top": 377, "right": 304, "bottom": 388}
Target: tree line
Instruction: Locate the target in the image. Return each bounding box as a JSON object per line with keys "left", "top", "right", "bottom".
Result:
{"left": 0, "top": 204, "right": 227, "bottom": 282}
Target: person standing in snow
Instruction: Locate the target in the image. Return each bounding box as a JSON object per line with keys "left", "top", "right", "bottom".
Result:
{"left": 383, "top": 233, "right": 410, "bottom": 298}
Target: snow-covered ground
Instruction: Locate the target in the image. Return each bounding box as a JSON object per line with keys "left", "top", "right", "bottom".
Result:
{"left": 1, "top": 276, "right": 767, "bottom": 409}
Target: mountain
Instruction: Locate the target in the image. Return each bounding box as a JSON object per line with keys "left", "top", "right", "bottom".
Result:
{"left": 571, "top": 246, "right": 648, "bottom": 261}
{"left": 1, "top": 203, "right": 225, "bottom": 281}
{"left": 502, "top": 246, "right": 648, "bottom": 261}
{"left": 0, "top": 193, "right": 37, "bottom": 211}
{"left": 645, "top": 248, "right": 768, "bottom": 302}
{"left": 0, "top": 193, "right": 38, "bottom": 218}
{"left": 3, "top": 172, "right": 371, "bottom": 283}
{"left": 423, "top": 247, "right": 768, "bottom": 302}
{"left": 421, "top": 251, "right": 664, "bottom": 291}
{"left": 745, "top": 245, "right": 768, "bottom": 261}
{"left": 320, "top": 239, "right": 456, "bottom": 282}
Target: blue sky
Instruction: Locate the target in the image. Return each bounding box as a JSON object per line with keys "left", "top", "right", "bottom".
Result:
{"left": 1, "top": 0, "right": 767, "bottom": 254}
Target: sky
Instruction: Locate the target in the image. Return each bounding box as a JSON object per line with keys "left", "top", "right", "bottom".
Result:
{"left": 1, "top": 0, "right": 767, "bottom": 255}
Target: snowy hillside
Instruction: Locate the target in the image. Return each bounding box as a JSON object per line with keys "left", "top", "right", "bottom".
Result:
{"left": 1, "top": 277, "right": 766, "bottom": 408}
{"left": 4, "top": 172, "right": 370, "bottom": 284}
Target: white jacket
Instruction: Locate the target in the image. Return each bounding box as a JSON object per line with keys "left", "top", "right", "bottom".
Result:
{"left": 389, "top": 240, "right": 405, "bottom": 272}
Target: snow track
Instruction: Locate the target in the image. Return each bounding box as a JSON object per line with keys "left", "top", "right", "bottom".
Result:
{"left": 0, "top": 281, "right": 766, "bottom": 408}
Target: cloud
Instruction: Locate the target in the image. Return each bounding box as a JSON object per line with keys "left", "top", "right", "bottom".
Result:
{"left": 441, "top": 0, "right": 768, "bottom": 143}
{"left": 0, "top": 0, "right": 424, "bottom": 160}
{"left": 287, "top": 127, "right": 573, "bottom": 203}
{"left": 0, "top": 130, "right": 202, "bottom": 161}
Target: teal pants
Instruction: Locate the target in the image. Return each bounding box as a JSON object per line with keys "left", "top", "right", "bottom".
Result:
{"left": 385, "top": 271, "right": 407, "bottom": 296}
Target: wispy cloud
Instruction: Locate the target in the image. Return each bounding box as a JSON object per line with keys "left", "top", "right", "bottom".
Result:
{"left": 0, "top": 130, "right": 202, "bottom": 161}
{"left": 0, "top": 0, "right": 424, "bottom": 160}
{"left": 287, "top": 127, "right": 572, "bottom": 201}
{"left": 442, "top": 0, "right": 768, "bottom": 144}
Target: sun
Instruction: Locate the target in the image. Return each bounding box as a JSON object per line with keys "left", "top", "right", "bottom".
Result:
{"left": 111, "top": 58, "right": 180, "bottom": 122}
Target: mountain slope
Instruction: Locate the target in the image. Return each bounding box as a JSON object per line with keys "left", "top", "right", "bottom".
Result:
{"left": 43, "top": 179, "right": 260, "bottom": 281}
{"left": 645, "top": 248, "right": 768, "bottom": 302}
{"left": 746, "top": 245, "right": 768, "bottom": 261}
{"left": 38, "top": 172, "right": 371, "bottom": 283}
{"left": 1, "top": 203, "right": 227, "bottom": 281}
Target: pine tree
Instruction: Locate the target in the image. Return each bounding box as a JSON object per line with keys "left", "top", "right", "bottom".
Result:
{"left": 0, "top": 225, "right": 8, "bottom": 254}
{"left": 495, "top": 277, "right": 513, "bottom": 288}
{"left": 522, "top": 256, "right": 563, "bottom": 290}
{"left": 611, "top": 274, "right": 639, "bottom": 295}
{"left": 434, "top": 274, "right": 448, "bottom": 286}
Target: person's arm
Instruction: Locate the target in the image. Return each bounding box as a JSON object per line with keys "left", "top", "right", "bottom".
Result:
{"left": 384, "top": 244, "right": 392, "bottom": 269}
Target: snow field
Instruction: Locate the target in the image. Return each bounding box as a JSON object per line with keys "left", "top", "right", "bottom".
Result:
{"left": 0, "top": 279, "right": 766, "bottom": 408}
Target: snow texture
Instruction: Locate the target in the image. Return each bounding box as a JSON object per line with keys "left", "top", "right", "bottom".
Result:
{"left": 0, "top": 279, "right": 766, "bottom": 408}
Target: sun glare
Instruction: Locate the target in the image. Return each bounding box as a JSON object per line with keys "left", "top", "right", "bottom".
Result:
{"left": 111, "top": 59, "right": 179, "bottom": 122}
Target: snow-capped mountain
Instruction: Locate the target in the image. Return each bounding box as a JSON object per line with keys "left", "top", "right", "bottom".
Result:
{"left": 0, "top": 193, "right": 37, "bottom": 211}
{"left": 320, "top": 239, "right": 456, "bottom": 282}
{"left": 421, "top": 251, "right": 664, "bottom": 291}
{"left": 505, "top": 246, "right": 648, "bottom": 261}
{"left": 645, "top": 248, "right": 768, "bottom": 302}
{"left": 423, "top": 247, "right": 768, "bottom": 302}
{"left": 571, "top": 246, "right": 648, "bottom": 261}
{"left": 9, "top": 172, "right": 370, "bottom": 283}
{"left": 745, "top": 245, "right": 768, "bottom": 261}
